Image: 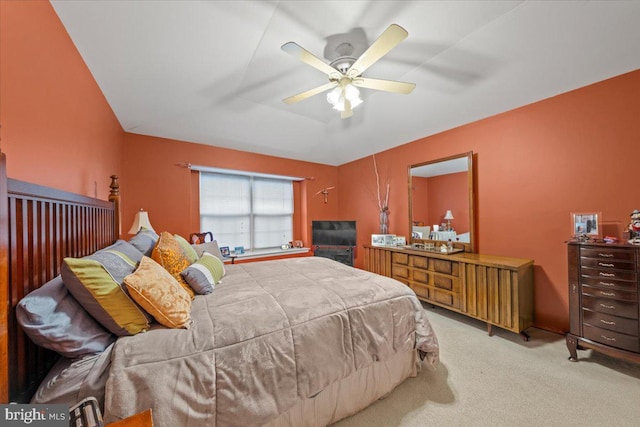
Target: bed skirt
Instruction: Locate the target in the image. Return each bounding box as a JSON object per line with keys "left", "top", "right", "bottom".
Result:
{"left": 265, "top": 349, "right": 418, "bottom": 426}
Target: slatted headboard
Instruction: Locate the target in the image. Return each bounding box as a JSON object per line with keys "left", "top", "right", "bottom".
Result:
{"left": 0, "top": 151, "right": 121, "bottom": 403}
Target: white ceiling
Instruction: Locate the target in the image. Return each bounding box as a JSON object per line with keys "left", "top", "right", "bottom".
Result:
{"left": 50, "top": 0, "right": 640, "bottom": 166}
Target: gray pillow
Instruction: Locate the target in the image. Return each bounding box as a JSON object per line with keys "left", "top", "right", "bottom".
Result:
{"left": 31, "top": 344, "right": 113, "bottom": 409}
{"left": 191, "top": 240, "right": 224, "bottom": 260}
{"left": 128, "top": 227, "right": 159, "bottom": 256}
{"left": 16, "top": 275, "right": 115, "bottom": 358}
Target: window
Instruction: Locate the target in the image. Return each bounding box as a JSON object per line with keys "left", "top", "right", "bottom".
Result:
{"left": 200, "top": 171, "right": 294, "bottom": 251}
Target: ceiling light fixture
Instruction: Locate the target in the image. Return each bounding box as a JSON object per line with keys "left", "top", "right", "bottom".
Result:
{"left": 326, "top": 79, "right": 363, "bottom": 112}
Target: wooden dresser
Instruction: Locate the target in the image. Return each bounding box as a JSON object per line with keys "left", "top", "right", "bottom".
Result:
{"left": 567, "top": 241, "right": 640, "bottom": 363}
{"left": 364, "top": 245, "right": 534, "bottom": 338}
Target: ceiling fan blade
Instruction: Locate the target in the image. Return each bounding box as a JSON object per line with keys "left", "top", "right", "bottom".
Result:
{"left": 281, "top": 42, "right": 343, "bottom": 79}
{"left": 283, "top": 81, "right": 337, "bottom": 105}
{"left": 353, "top": 77, "right": 415, "bottom": 94}
{"left": 341, "top": 99, "right": 353, "bottom": 119}
{"left": 346, "top": 24, "right": 408, "bottom": 78}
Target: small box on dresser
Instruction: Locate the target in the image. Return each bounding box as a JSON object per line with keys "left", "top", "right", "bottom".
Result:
{"left": 567, "top": 241, "right": 640, "bottom": 363}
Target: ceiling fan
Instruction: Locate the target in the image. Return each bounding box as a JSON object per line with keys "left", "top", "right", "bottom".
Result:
{"left": 281, "top": 24, "right": 416, "bottom": 119}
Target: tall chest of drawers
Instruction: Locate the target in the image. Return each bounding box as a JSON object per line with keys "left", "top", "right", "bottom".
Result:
{"left": 567, "top": 241, "right": 640, "bottom": 363}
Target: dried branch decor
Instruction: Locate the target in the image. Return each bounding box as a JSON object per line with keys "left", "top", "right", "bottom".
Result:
{"left": 373, "top": 155, "right": 390, "bottom": 233}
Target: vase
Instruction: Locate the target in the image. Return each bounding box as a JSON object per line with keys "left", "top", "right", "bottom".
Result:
{"left": 379, "top": 209, "right": 389, "bottom": 234}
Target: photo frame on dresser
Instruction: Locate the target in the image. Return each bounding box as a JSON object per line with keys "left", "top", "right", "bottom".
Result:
{"left": 571, "top": 212, "right": 602, "bottom": 239}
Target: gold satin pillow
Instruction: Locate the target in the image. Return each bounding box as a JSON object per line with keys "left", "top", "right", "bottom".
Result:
{"left": 124, "top": 256, "right": 192, "bottom": 329}
{"left": 151, "top": 231, "right": 195, "bottom": 299}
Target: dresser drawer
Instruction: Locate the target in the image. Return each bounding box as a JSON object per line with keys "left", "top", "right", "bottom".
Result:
{"left": 582, "top": 295, "right": 639, "bottom": 319}
{"left": 412, "top": 269, "right": 429, "bottom": 285}
{"left": 582, "top": 285, "right": 638, "bottom": 301}
{"left": 580, "top": 247, "right": 636, "bottom": 261}
{"left": 392, "top": 252, "right": 409, "bottom": 265}
{"left": 391, "top": 264, "right": 409, "bottom": 279}
{"left": 411, "top": 282, "right": 430, "bottom": 300}
{"left": 583, "top": 309, "right": 639, "bottom": 336}
{"left": 581, "top": 276, "right": 637, "bottom": 292}
{"left": 433, "top": 289, "right": 461, "bottom": 309}
{"left": 580, "top": 257, "right": 636, "bottom": 271}
{"left": 410, "top": 255, "right": 428, "bottom": 269}
{"left": 434, "top": 275, "right": 460, "bottom": 292}
{"left": 581, "top": 267, "right": 637, "bottom": 282}
{"left": 583, "top": 323, "right": 640, "bottom": 353}
{"left": 432, "top": 258, "right": 457, "bottom": 275}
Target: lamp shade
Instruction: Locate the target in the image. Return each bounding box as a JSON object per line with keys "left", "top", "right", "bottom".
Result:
{"left": 128, "top": 210, "right": 154, "bottom": 234}
{"left": 444, "top": 210, "right": 454, "bottom": 220}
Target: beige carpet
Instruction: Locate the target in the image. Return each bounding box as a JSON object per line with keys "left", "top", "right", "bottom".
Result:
{"left": 334, "top": 304, "right": 640, "bottom": 427}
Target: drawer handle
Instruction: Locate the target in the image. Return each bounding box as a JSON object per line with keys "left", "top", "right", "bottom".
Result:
{"left": 600, "top": 319, "right": 616, "bottom": 326}
{"left": 599, "top": 272, "right": 615, "bottom": 277}
{"left": 598, "top": 253, "right": 614, "bottom": 258}
{"left": 599, "top": 303, "right": 615, "bottom": 310}
{"left": 600, "top": 291, "right": 616, "bottom": 297}
{"left": 598, "top": 281, "right": 615, "bottom": 287}
{"left": 598, "top": 262, "right": 615, "bottom": 267}
{"left": 600, "top": 335, "right": 616, "bottom": 342}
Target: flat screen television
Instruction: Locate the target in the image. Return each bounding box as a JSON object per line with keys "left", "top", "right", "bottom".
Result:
{"left": 312, "top": 220, "right": 356, "bottom": 247}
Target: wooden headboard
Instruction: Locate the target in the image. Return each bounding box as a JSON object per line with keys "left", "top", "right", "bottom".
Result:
{"left": 0, "top": 151, "right": 121, "bottom": 403}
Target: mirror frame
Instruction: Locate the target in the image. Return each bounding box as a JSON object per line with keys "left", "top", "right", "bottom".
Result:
{"left": 408, "top": 151, "right": 475, "bottom": 253}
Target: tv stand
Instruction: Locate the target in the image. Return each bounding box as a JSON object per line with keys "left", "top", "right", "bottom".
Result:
{"left": 313, "top": 245, "right": 355, "bottom": 267}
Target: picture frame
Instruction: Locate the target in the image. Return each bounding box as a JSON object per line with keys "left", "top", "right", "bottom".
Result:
{"left": 233, "top": 246, "right": 245, "bottom": 255}
{"left": 220, "top": 246, "right": 230, "bottom": 257}
{"left": 571, "top": 212, "right": 602, "bottom": 239}
{"left": 371, "top": 234, "right": 395, "bottom": 246}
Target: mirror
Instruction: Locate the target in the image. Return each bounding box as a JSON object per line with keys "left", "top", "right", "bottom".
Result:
{"left": 408, "top": 152, "right": 475, "bottom": 253}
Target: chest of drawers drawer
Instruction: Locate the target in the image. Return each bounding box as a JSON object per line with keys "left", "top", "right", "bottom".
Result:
{"left": 582, "top": 285, "right": 637, "bottom": 301}
{"left": 580, "top": 276, "right": 637, "bottom": 292}
{"left": 581, "top": 294, "right": 638, "bottom": 319}
{"left": 582, "top": 323, "right": 640, "bottom": 353}
{"left": 580, "top": 257, "right": 636, "bottom": 271}
{"left": 581, "top": 267, "right": 636, "bottom": 282}
{"left": 582, "top": 309, "right": 638, "bottom": 335}
{"left": 580, "top": 247, "right": 636, "bottom": 261}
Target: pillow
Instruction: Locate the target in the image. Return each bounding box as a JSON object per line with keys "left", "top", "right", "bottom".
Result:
{"left": 174, "top": 234, "right": 198, "bottom": 264}
{"left": 192, "top": 240, "right": 224, "bottom": 261}
{"left": 62, "top": 240, "right": 151, "bottom": 336}
{"left": 16, "top": 275, "right": 115, "bottom": 358}
{"left": 151, "top": 232, "right": 195, "bottom": 299}
{"left": 31, "top": 344, "right": 113, "bottom": 408}
{"left": 128, "top": 227, "right": 159, "bottom": 256}
{"left": 181, "top": 252, "right": 226, "bottom": 295}
{"left": 124, "top": 256, "right": 192, "bottom": 329}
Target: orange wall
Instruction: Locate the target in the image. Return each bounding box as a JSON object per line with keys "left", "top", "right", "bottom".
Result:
{"left": 339, "top": 69, "right": 640, "bottom": 333}
{"left": 121, "top": 133, "right": 339, "bottom": 245}
{"left": 0, "top": 1, "right": 123, "bottom": 199}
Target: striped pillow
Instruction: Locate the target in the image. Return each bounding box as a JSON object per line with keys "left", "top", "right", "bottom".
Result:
{"left": 180, "top": 252, "right": 225, "bottom": 295}
{"left": 61, "top": 240, "right": 151, "bottom": 336}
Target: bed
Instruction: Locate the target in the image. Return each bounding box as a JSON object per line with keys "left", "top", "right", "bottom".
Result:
{"left": 0, "top": 150, "right": 439, "bottom": 426}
